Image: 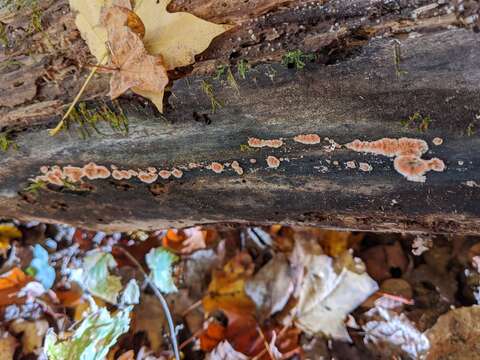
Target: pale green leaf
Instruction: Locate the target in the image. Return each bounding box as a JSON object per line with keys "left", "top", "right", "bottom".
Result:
{"left": 120, "top": 279, "right": 140, "bottom": 305}
{"left": 45, "top": 305, "right": 132, "bottom": 360}
{"left": 145, "top": 247, "right": 178, "bottom": 294}
{"left": 74, "top": 251, "right": 122, "bottom": 304}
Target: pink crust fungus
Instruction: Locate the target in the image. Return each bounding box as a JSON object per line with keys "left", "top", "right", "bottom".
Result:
{"left": 432, "top": 137, "right": 443, "bottom": 146}
{"left": 159, "top": 170, "right": 171, "bottom": 179}
{"left": 63, "top": 166, "right": 84, "bottom": 183}
{"left": 250, "top": 158, "right": 257, "bottom": 164}
{"left": 210, "top": 162, "right": 224, "bottom": 174}
{"left": 231, "top": 161, "right": 244, "bottom": 175}
{"left": 359, "top": 162, "right": 373, "bottom": 172}
{"left": 138, "top": 171, "right": 158, "bottom": 184}
{"left": 83, "top": 162, "right": 111, "bottom": 180}
{"left": 346, "top": 137, "right": 445, "bottom": 182}
{"left": 112, "top": 169, "right": 132, "bottom": 180}
{"left": 147, "top": 167, "right": 157, "bottom": 173}
{"left": 248, "top": 137, "right": 284, "bottom": 148}
{"left": 293, "top": 134, "right": 321, "bottom": 145}
{"left": 40, "top": 166, "right": 49, "bottom": 174}
{"left": 345, "top": 161, "right": 356, "bottom": 169}
{"left": 393, "top": 155, "right": 445, "bottom": 183}
{"left": 345, "top": 137, "right": 428, "bottom": 157}
{"left": 266, "top": 155, "right": 281, "bottom": 169}
{"left": 171, "top": 168, "right": 183, "bottom": 179}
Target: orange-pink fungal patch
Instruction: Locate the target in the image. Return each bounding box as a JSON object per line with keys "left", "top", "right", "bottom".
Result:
{"left": 171, "top": 168, "right": 183, "bottom": 179}
{"left": 83, "top": 162, "right": 111, "bottom": 180}
{"left": 40, "top": 166, "right": 49, "bottom": 174}
{"left": 210, "top": 162, "right": 224, "bottom": 174}
{"left": 231, "top": 161, "right": 244, "bottom": 175}
{"left": 248, "top": 137, "right": 284, "bottom": 148}
{"left": 266, "top": 156, "right": 281, "bottom": 169}
{"left": 138, "top": 171, "right": 158, "bottom": 184}
{"left": 393, "top": 155, "right": 445, "bottom": 183}
{"left": 359, "top": 162, "right": 373, "bottom": 172}
{"left": 250, "top": 158, "right": 257, "bottom": 164}
{"left": 188, "top": 162, "right": 201, "bottom": 169}
{"left": 294, "top": 134, "right": 321, "bottom": 145}
{"left": 346, "top": 138, "right": 428, "bottom": 157}
{"left": 112, "top": 169, "right": 131, "bottom": 180}
{"left": 159, "top": 170, "right": 171, "bottom": 179}
{"left": 432, "top": 137, "right": 443, "bottom": 146}
{"left": 128, "top": 170, "right": 138, "bottom": 177}
{"left": 147, "top": 167, "right": 157, "bottom": 173}
{"left": 63, "top": 166, "right": 84, "bottom": 183}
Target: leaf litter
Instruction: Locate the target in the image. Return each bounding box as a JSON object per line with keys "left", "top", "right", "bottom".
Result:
{"left": 0, "top": 222, "right": 477, "bottom": 359}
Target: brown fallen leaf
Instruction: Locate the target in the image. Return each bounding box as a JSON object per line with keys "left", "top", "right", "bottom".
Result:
{"left": 101, "top": 5, "right": 169, "bottom": 110}
{"left": 9, "top": 319, "right": 49, "bottom": 355}
{"left": 0, "top": 331, "right": 18, "bottom": 360}
{"left": 427, "top": 306, "right": 480, "bottom": 360}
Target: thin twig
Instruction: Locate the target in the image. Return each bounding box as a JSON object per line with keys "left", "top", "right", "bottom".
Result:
{"left": 49, "top": 55, "right": 107, "bottom": 136}
{"left": 181, "top": 299, "right": 201, "bottom": 317}
{"left": 376, "top": 291, "right": 415, "bottom": 305}
{"left": 179, "top": 327, "right": 203, "bottom": 350}
{"left": 256, "top": 325, "right": 275, "bottom": 360}
{"left": 116, "top": 246, "right": 181, "bottom": 360}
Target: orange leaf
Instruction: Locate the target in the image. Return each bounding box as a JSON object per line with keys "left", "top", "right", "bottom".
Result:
{"left": 0, "top": 267, "right": 27, "bottom": 290}
{"left": 0, "top": 267, "right": 31, "bottom": 306}
{"left": 200, "top": 321, "right": 226, "bottom": 352}
{"left": 202, "top": 252, "right": 255, "bottom": 316}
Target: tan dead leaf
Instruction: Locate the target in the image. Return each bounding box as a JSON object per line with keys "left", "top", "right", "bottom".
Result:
{"left": 0, "top": 331, "right": 18, "bottom": 360}
{"left": 135, "top": 0, "right": 232, "bottom": 70}
{"left": 69, "top": 0, "right": 108, "bottom": 62}
{"left": 132, "top": 295, "right": 166, "bottom": 352}
{"left": 102, "top": 5, "right": 169, "bottom": 110}
{"left": 10, "top": 319, "right": 49, "bottom": 355}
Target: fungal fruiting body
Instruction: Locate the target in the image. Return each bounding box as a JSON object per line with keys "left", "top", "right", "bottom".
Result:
{"left": 171, "top": 168, "right": 183, "bottom": 179}
{"left": 359, "top": 162, "right": 373, "bottom": 172}
{"left": 138, "top": 171, "right": 158, "bottom": 184}
{"left": 248, "top": 137, "right": 284, "bottom": 148}
{"left": 231, "top": 161, "right": 244, "bottom": 175}
{"left": 393, "top": 155, "right": 445, "bottom": 183}
{"left": 346, "top": 137, "right": 445, "bottom": 182}
{"left": 159, "top": 170, "right": 171, "bottom": 179}
{"left": 294, "top": 134, "right": 321, "bottom": 145}
{"left": 266, "top": 156, "right": 281, "bottom": 169}
{"left": 83, "top": 162, "right": 111, "bottom": 180}
{"left": 209, "top": 162, "right": 224, "bottom": 174}
{"left": 345, "top": 138, "right": 428, "bottom": 157}
{"left": 432, "top": 137, "right": 443, "bottom": 146}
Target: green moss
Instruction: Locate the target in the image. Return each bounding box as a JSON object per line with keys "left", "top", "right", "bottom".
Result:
{"left": 282, "top": 50, "right": 316, "bottom": 70}
{"left": 401, "top": 112, "right": 432, "bottom": 132}
{"left": 213, "top": 65, "right": 226, "bottom": 80}
{"left": 0, "top": 23, "right": 8, "bottom": 48}
{"left": 24, "top": 179, "right": 46, "bottom": 194}
{"left": 62, "top": 102, "right": 129, "bottom": 138}
{"left": 466, "top": 121, "right": 476, "bottom": 136}
{"left": 237, "top": 59, "right": 250, "bottom": 79}
{"left": 201, "top": 80, "right": 222, "bottom": 113}
{"left": 0, "top": 132, "right": 17, "bottom": 152}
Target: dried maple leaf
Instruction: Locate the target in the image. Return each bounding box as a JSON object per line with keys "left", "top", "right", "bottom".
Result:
{"left": 68, "top": 0, "right": 231, "bottom": 112}
{"left": 135, "top": 0, "right": 232, "bottom": 70}
{"left": 101, "top": 5, "right": 169, "bottom": 110}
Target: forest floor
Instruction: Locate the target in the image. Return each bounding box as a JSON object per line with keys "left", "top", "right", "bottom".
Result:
{"left": 0, "top": 221, "right": 479, "bottom": 359}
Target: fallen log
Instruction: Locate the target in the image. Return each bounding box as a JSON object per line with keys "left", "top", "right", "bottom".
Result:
{"left": 0, "top": 0, "right": 479, "bottom": 233}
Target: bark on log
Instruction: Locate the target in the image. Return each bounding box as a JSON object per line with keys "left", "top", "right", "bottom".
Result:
{"left": 0, "top": 0, "right": 479, "bottom": 234}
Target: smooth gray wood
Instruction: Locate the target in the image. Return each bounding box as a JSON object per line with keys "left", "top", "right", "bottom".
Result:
{"left": 0, "top": 27, "right": 479, "bottom": 233}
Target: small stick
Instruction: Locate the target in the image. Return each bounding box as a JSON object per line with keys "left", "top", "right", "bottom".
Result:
{"left": 256, "top": 325, "right": 275, "bottom": 360}
{"left": 49, "top": 55, "right": 107, "bottom": 136}
{"left": 179, "top": 328, "right": 203, "bottom": 350}
{"left": 377, "top": 291, "right": 415, "bottom": 305}
{"left": 116, "top": 246, "right": 181, "bottom": 360}
{"left": 181, "top": 299, "right": 201, "bottom": 317}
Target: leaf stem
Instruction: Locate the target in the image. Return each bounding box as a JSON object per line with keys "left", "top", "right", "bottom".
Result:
{"left": 115, "top": 246, "right": 181, "bottom": 360}
{"left": 49, "top": 55, "right": 107, "bottom": 136}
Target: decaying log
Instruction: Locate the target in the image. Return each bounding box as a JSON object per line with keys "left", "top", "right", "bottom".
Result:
{"left": 0, "top": 0, "right": 479, "bottom": 233}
